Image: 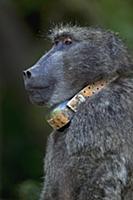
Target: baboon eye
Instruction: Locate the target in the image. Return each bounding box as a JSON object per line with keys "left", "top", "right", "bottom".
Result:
{"left": 64, "top": 38, "right": 72, "bottom": 45}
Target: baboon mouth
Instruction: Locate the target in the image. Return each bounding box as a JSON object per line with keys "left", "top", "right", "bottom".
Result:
{"left": 26, "top": 88, "right": 50, "bottom": 106}
{"left": 25, "top": 86, "right": 50, "bottom": 91}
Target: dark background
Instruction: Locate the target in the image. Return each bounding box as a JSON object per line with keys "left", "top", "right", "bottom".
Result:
{"left": 1, "top": 0, "right": 133, "bottom": 199}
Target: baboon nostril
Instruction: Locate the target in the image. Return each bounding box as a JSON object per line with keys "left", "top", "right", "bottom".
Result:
{"left": 23, "top": 71, "right": 26, "bottom": 77}
{"left": 27, "top": 70, "right": 31, "bottom": 78}
{"left": 23, "top": 70, "right": 32, "bottom": 79}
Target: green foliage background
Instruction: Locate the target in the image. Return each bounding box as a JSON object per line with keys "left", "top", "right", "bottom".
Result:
{"left": 1, "top": 0, "right": 133, "bottom": 199}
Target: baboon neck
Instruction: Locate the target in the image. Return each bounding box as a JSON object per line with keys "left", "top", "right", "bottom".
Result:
{"left": 47, "top": 76, "right": 118, "bottom": 131}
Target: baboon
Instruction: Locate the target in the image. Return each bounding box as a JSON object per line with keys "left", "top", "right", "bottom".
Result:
{"left": 23, "top": 25, "right": 133, "bottom": 200}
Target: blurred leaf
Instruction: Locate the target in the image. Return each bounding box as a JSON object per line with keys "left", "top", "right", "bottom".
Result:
{"left": 17, "top": 180, "right": 41, "bottom": 200}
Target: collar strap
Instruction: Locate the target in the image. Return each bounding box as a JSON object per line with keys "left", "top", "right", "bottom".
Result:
{"left": 47, "top": 78, "right": 115, "bottom": 130}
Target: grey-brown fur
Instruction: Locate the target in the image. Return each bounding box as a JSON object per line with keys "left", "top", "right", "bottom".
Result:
{"left": 23, "top": 25, "right": 133, "bottom": 200}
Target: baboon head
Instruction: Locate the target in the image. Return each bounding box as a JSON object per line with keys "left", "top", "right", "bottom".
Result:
{"left": 23, "top": 25, "right": 132, "bottom": 108}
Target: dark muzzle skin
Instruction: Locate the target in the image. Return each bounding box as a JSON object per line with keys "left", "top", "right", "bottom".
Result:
{"left": 23, "top": 47, "right": 58, "bottom": 106}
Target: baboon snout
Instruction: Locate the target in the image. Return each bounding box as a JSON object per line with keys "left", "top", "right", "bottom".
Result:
{"left": 22, "top": 44, "right": 59, "bottom": 106}
{"left": 23, "top": 65, "right": 44, "bottom": 90}
{"left": 23, "top": 63, "right": 55, "bottom": 106}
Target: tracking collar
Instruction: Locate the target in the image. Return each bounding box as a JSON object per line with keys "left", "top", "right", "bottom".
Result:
{"left": 47, "top": 77, "right": 117, "bottom": 130}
